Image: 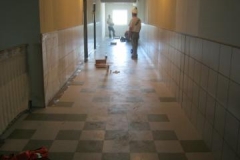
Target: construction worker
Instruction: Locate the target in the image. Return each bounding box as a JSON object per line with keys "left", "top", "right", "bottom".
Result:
{"left": 129, "top": 7, "right": 141, "bottom": 59}
{"left": 107, "top": 14, "right": 115, "bottom": 39}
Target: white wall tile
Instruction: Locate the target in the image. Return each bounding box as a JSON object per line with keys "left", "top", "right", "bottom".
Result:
{"left": 189, "top": 37, "right": 195, "bottom": 58}
{"left": 209, "top": 41, "right": 220, "bottom": 71}
{"left": 184, "top": 55, "right": 189, "bottom": 75}
{"left": 190, "top": 37, "right": 202, "bottom": 61}
{"left": 203, "top": 120, "right": 213, "bottom": 149}
{"left": 187, "top": 78, "right": 194, "bottom": 101}
{"left": 183, "top": 74, "right": 188, "bottom": 94}
{"left": 207, "top": 69, "right": 218, "bottom": 98}
{"left": 196, "top": 110, "right": 205, "bottom": 135}
{"left": 202, "top": 40, "right": 211, "bottom": 66}
{"left": 219, "top": 45, "right": 232, "bottom": 77}
{"left": 180, "top": 52, "right": 185, "bottom": 71}
{"left": 228, "top": 81, "right": 240, "bottom": 120}
{"left": 193, "top": 61, "right": 201, "bottom": 84}
{"left": 202, "top": 40, "right": 220, "bottom": 71}
{"left": 211, "top": 130, "right": 223, "bottom": 160}
{"left": 231, "top": 48, "right": 240, "bottom": 84}
{"left": 200, "top": 65, "right": 209, "bottom": 90}
{"left": 238, "top": 129, "right": 240, "bottom": 156}
{"left": 214, "top": 103, "right": 226, "bottom": 137}
{"left": 206, "top": 94, "right": 216, "bottom": 125}
{"left": 186, "top": 36, "right": 190, "bottom": 56}
{"left": 216, "top": 74, "right": 229, "bottom": 108}
{"left": 195, "top": 38, "right": 203, "bottom": 62}
{"left": 192, "top": 82, "right": 200, "bottom": 106}
{"left": 189, "top": 57, "right": 195, "bottom": 79}
{"left": 224, "top": 112, "right": 239, "bottom": 151}
{"left": 222, "top": 142, "right": 238, "bottom": 160}
{"left": 181, "top": 35, "right": 185, "bottom": 53}
{"left": 199, "top": 88, "right": 207, "bottom": 116}
{"left": 42, "top": 26, "right": 84, "bottom": 106}
{"left": 191, "top": 103, "right": 198, "bottom": 126}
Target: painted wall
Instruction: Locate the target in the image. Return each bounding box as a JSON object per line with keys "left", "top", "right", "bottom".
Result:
{"left": 40, "top": 0, "right": 83, "bottom": 34}
{"left": 144, "top": 0, "right": 240, "bottom": 47}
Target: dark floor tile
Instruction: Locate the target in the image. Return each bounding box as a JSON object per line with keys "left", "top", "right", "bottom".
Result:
{"left": 64, "top": 114, "right": 87, "bottom": 121}
{"left": 80, "top": 88, "right": 96, "bottom": 93}
{"left": 8, "top": 129, "right": 36, "bottom": 139}
{"left": 99, "top": 85, "right": 113, "bottom": 89}
{"left": 158, "top": 153, "right": 188, "bottom": 160}
{"left": 76, "top": 140, "right": 103, "bottom": 152}
{"left": 125, "top": 97, "right": 143, "bottom": 103}
{"left": 148, "top": 114, "right": 169, "bottom": 122}
{"left": 129, "top": 122, "right": 150, "bottom": 130}
{"left": 0, "top": 151, "right": 19, "bottom": 156}
{"left": 108, "top": 108, "right": 127, "bottom": 114}
{"left": 92, "top": 97, "right": 111, "bottom": 102}
{"left": 180, "top": 140, "right": 210, "bottom": 152}
{"left": 84, "top": 122, "right": 106, "bottom": 130}
{"left": 105, "top": 130, "right": 129, "bottom": 140}
{"left": 54, "top": 102, "right": 74, "bottom": 107}
{"left": 49, "top": 152, "right": 74, "bottom": 160}
{"left": 24, "top": 113, "right": 87, "bottom": 121}
{"left": 159, "top": 97, "right": 176, "bottom": 102}
{"left": 70, "top": 81, "right": 84, "bottom": 85}
{"left": 152, "top": 130, "right": 178, "bottom": 140}
{"left": 56, "top": 130, "right": 81, "bottom": 140}
{"left": 144, "top": 67, "right": 155, "bottom": 70}
{"left": 130, "top": 141, "right": 156, "bottom": 152}
{"left": 150, "top": 79, "right": 163, "bottom": 82}
{"left": 23, "top": 140, "right": 53, "bottom": 151}
{"left": 141, "top": 89, "right": 156, "bottom": 93}
{"left": 102, "top": 153, "right": 130, "bottom": 160}
{"left": 123, "top": 70, "right": 136, "bottom": 75}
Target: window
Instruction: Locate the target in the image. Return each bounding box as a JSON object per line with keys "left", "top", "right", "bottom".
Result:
{"left": 112, "top": 10, "right": 127, "bottom": 25}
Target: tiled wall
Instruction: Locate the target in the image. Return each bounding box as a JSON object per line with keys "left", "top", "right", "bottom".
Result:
{"left": 141, "top": 25, "right": 240, "bottom": 160}
{"left": 42, "top": 26, "right": 84, "bottom": 106}
{"left": 0, "top": 44, "right": 29, "bottom": 135}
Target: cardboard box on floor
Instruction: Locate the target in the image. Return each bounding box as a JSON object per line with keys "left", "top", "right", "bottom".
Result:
{"left": 95, "top": 56, "right": 110, "bottom": 70}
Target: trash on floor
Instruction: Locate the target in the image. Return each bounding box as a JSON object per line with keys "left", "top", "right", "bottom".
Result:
{"left": 110, "top": 42, "right": 117, "bottom": 45}
{"left": 110, "top": 70, "right": 120, "bottom": 74}
{"left": 0, "top": 147, "right": 49, "bottom": 160}
{"left": 95, "top": 56, "right": 110, "bottom": 71}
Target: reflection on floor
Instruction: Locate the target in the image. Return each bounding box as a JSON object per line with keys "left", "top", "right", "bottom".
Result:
{"left": 0, "top": 39, "right": 215, "bottom": 160}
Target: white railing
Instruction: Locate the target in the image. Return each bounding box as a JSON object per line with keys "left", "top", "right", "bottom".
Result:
{"left": 0, "top": 44, "right": 29, "bottom": 135}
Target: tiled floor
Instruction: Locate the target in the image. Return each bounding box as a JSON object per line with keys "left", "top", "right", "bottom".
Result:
{"left": 0, "top": 38, "right": 215, "bottom": 160}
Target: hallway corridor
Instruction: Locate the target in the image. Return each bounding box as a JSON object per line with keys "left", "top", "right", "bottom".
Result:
{"left": 0, "top": 39, "right": 214, "bottom": 160}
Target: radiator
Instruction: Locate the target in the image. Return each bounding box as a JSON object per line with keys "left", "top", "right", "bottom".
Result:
{"left": 0, "top": 44, "right": 29, "bottom": 135}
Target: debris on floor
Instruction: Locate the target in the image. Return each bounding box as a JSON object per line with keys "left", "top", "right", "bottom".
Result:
{"left": 95, "top": 56, "right": 110, "bottom": 72}
{"left": 110, "top": 70, "right": 120, "bottom": 74}
{"left": 110, "top": 42, "right": 117, "bottom": 45}
{"left": 0, "top": 147, "right": 49, "bottom": 160}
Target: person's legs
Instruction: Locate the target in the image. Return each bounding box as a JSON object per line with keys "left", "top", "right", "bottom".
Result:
{"left": 109, "top": 27, "right": 115, "bottom": 38}
{"left": 108, "top": 26, "right": 111, "bottom": 38}
{"left": 131, "top": 32, "right": 139, "bottom": 58}
{"left": 112, "top": 27, "right": 115, "bottom": 37}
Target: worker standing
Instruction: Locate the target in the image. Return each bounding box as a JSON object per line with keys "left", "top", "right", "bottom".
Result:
{"left": 107, "top": 14, "right": 116, "bottom": 39}
{"left": 129, "top": 7, "right": 141, "bottom": 59}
